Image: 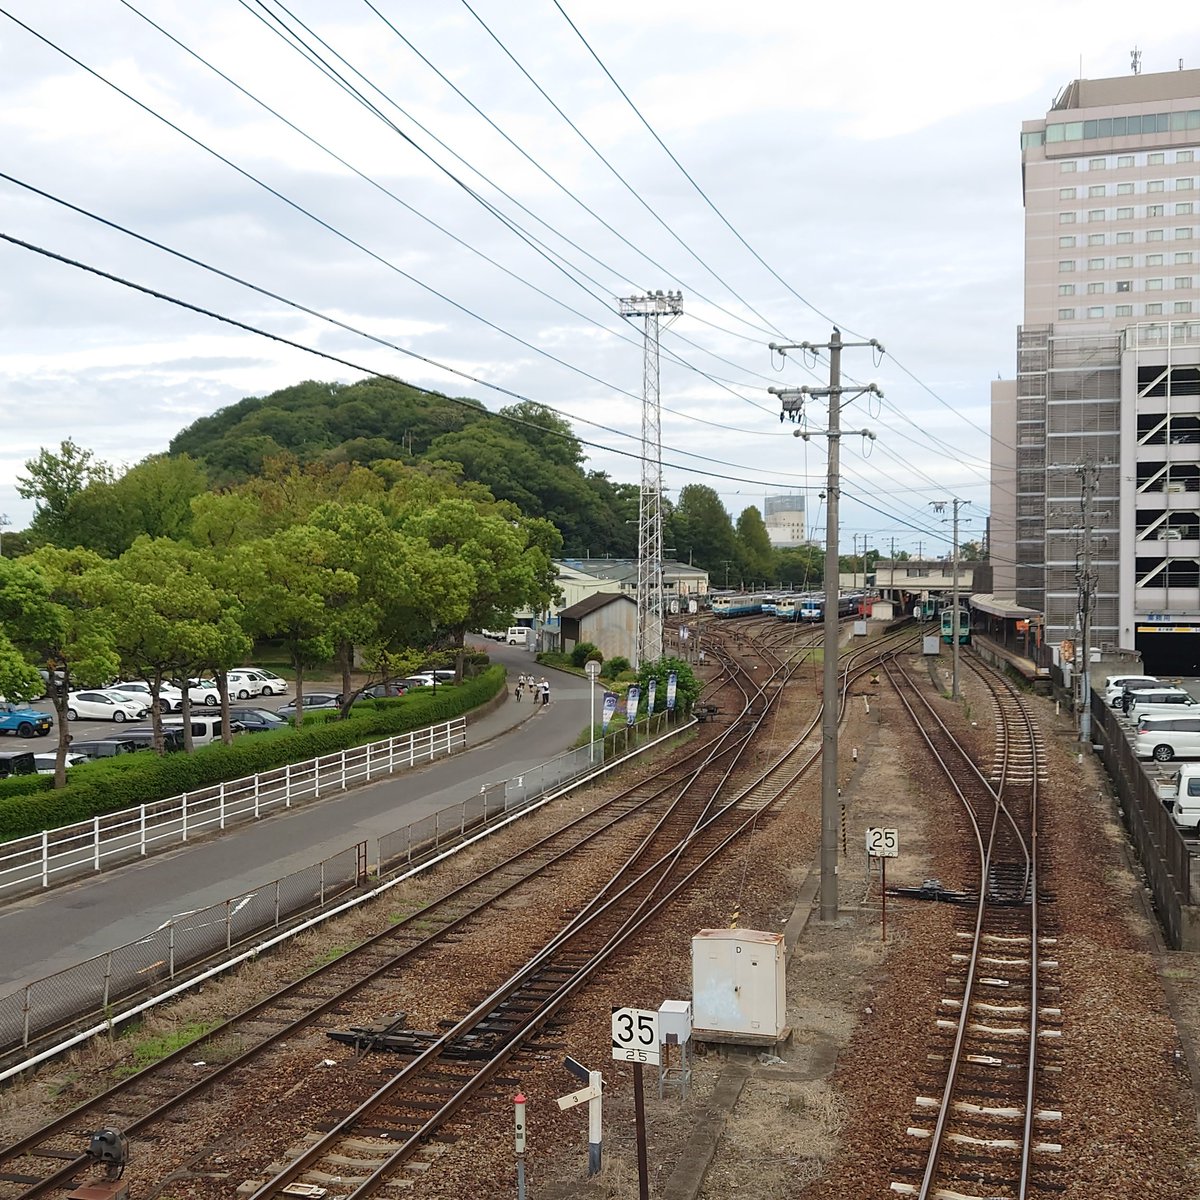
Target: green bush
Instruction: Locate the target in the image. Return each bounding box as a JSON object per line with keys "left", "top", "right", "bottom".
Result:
{"left": 0, "top": 667, "right": 506, "bottom": 842}
{"left": 600, "top": 656, "right": 630, "bottom": 680}
{"left": 570, "top": 642, "right": 602, "bottom": 669}
{"left": 535, "top": 651, "right": 572, "bottom": 670}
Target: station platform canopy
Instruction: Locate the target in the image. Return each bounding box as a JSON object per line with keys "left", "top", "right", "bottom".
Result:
{"left": 970, "top": 593, "right": 1042, "bottom": 620}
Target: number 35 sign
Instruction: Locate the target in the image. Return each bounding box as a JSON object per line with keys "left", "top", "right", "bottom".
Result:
{"left": 611, "top": 1006, "right": 660, "bottom": 1066}
{"left": 865, "top": 827, "right": 899, "bottom": 858}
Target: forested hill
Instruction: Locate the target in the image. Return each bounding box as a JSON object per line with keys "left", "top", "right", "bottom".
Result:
{"left": 167, "top": 378, "right": 641, "bottom": 558}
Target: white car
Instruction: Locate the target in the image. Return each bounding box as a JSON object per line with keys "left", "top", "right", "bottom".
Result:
{"left": 227, "top": 670, "right": 269, "bottom": 699}
{"left": 173, "top": 678, "right": 220, "bottom": 707}
{"left": 66, "top": 690, "right": 148, "bottom": 722}
{"left": 34, "top": 751, "right": 88, "bottom": 775}
{"left": 111, "top": 680, "right": 183, "bottom": 713}
{"left": 246, "top": 668, "right": 287, "bottom": 697}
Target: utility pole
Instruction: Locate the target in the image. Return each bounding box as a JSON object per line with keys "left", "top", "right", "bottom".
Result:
{"left": 1075, "top": 460, "right": 1104, "bottom": 744}
{"left": 620, "top": 290, "right": 683, "bottom": 668}
{"left": 931, "top": 499, "right": 970, "bottom": 700}
{"left": 770, "top": 328, "right": 882, "bottom": 923}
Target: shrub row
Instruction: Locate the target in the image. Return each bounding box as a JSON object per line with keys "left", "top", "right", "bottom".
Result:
{"left": 0, "top": 666, "right": 506, "bottom": 843}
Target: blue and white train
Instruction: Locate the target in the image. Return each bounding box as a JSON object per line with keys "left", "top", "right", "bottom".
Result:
{"left": 712, "top": 592, "right": 767, "bottom": 618}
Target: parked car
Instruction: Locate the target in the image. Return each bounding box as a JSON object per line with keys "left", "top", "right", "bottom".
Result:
{"left": 1125, "top": 688, "right": 1198, "bottom": 719}
{"left": 1103, "top": 674, "right": 1159, "bottom": 707}
{"left": 277, "top": 692, "right": 342, "bottom": 718}
{"left": 506, "top": 626, "right": 529, "bottom": 645}
{"left": 66, "top": 691, "right": 148, "bottom": 722}
{"left": 228, "top": 707, "right": 289, "bottom": 733}
{"left": 118, "top": 726, "right": 186, "bottom": 752}
{"left": 0, "top": 749, "right": 37, "bottom": 778}
{"left": 478, "top": 628, "right": 506, "bottom": 641}
{"left": 246, "top": 668, "right": 288, "bottom": 697}
{"left": 33, "top": 751, "right": 88, "bottom": 774}
{"left": 71, "top": 738, "right": 144, "bottom": 759}
{"left": 172, "top": 678, "right": 220, "bottom": 707}
{"left": 227, "top": 670, "right": 270, "bottom": 699}
{"left": 1116, "top": 680, "right": 1173, "bottom": 713}
{"left": 1134, "top": 714, "right": 1200, "bottom": 762}
{"left": 352, "top": 681, "right": 408, "bottom": 700}
{"left": 111, "top": 679, "right": 184, "bottom": 713}
{"left": 0, "top": 701, "right": 53, "bottom": 738}
{"left": 161, "top": 713, "right": 244, "bottom": 747}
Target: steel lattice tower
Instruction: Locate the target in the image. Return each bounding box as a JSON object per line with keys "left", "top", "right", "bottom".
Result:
{"left": 619, "top": 290, "right": 682, "bottom": 667}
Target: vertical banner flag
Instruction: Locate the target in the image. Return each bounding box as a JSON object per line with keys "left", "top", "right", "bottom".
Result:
{"left": 601, "top": 691, "right": 618, "bottom": 732}
{"left": 625, "top": 685, "right": 640, "bottom": 726}
{"left": 666, "top": 672, "right": 678, "bottom": 711}
{"left": 646, "top": 677, "right": 657, "bottom": 717}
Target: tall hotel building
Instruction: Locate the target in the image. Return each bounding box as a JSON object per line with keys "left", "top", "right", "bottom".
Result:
{"left": 992, "top": 67, "right": 1200, "bottom": 674}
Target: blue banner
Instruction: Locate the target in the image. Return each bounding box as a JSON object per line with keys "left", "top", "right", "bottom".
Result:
{"left": 646, "top": 677, "right": 657, "bottom": 717}
{"left": 625, "top": 685, "right": 640, "bottom": 725}
{"left": 666, "top": 672, "right": 677, "bottom": 711}
{"left": 601, "top": 691, "right": 618, "bottom": 732}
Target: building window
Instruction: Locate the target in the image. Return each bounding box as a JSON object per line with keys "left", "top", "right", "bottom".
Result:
{"left": 1176, "top": 277, "right": 1193, "bottom": 289}
{"left": 1058, "top": 308, "right": 1076, "bottom": 319}
{"left": 1060, "top": 211, "right": 1076, "bottom": 223}
{"left": 1116, "top": 207, "right": 1134, "bottom": 220}
{"left": 1178, "top": 203, "right": 1195, "bottom": 215}
{"left": 1058, "top": 283, "right": 1076, "bottom": 295}
{"left": 1088, "top": 184, "right": 1106, "bottom": 197}
{"left": 1118, "top": 155, "right": 1135, "bottom": 167}
{"left": 1179, "top": 178, "right": 1195, "bottom": 190}
{"left": 1149, "top": 180, "right": 1166, "bottom": 192}
{"left": 1089, "top": 157, "right": 1107, "bottom": 169}
{"left": 1148, "top": 204, "right": 1165, "bottom": 217}
{"left": 1088, "top": 233, "right": 1105, "bottom": 245}
{"left": 1147, "top": 278, "right": 1164, "bottom": 290}
{"left": 1148, "top": 229, "right": 1165, "bottom": 241}
{"left": 1118, "top": 181, "right": 1135, "bottom": 195}
{"left": 1088, "top": 306, "right": 1104, "bottom": 317}
{"left": 1061, "top": 161, "right": 1077, "bottom": 173}
{"left": 1147, "top": 302, "right": 1164, "bottom": 315}
{"left": 1175, "top": 301, "right": 1194, "bottom": 313}
{"left": 1088, "top": 209, "right": 1105, "bottom": 221}
{"left": 1179, "top": 151, "right": 1196, "bottom": 163}
{"left": 1116, "top": 304, "right": 1133, "bottom": 316}
{"left": 1148, "top": 253, "right": 1164, "bottom": 265}
{"left": 1088, "top": 257, "right": 1105, "bottom": 269}
{"left": 1059, "top": 235, "right": 1077, "bottom": 248}
{"left": 1178, "top": 228, "right": 1194, "bottom": 239}
{"left": 1059, "top": 260, "right": 1076, "bottom": 272}
{"left": 1116, "top": 232, "right": 1134, "bottom": 243}
{"left": 1116, "top": 255, "right": 1134, "bottom": 267}
{"left": 1149, "top": 152, "right": 1166, "bottom": 165}
{"left": 1087, "top": 281, "right": 1105, "bottom": 294}
{"left": 1177, "top": 252, "right": 1194, "bottom": 264}
{"left": 1116, "top": 279, "right": 1132, "bottom": 292}
{"left": 1059, "top": 187, "right": 1077, "bottom": 200}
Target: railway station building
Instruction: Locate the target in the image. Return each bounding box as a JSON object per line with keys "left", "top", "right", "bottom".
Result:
{"left": 992, "top": 65, "right": 1200, "bottom": 676}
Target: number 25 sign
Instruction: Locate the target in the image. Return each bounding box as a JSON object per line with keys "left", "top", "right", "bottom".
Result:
{"left": 611, "top": 1006, "right": 660, "bottom": 1066}
{"left": 865, "top": 827, "right": 899, "bottom": 858}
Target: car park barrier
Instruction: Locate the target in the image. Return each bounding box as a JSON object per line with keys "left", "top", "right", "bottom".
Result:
{"left": 0, "top": 718, "right": 465, "bottom": 900}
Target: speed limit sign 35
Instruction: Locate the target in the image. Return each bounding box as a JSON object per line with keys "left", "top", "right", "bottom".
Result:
{"left": 865, "top": 827, "right": 898, "bottom": 858}
{"left": 611, "top": 1006, "right": 660, "bottom": 1066}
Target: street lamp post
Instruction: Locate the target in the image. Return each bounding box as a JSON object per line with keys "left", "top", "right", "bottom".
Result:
{"left": 586, "top": 660, "right": 601, "bottom": 764}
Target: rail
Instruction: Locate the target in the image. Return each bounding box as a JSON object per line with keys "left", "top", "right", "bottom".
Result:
{"left": 0, "top": 718, "right": 466, "bottom": 900}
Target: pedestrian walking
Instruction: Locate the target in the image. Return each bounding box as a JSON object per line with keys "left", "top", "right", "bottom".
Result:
{"left": 515, "top": 677, "right": 522, "bottom": 701}
{"left": 540, "top": 677, "right": 550, "bottom": 706}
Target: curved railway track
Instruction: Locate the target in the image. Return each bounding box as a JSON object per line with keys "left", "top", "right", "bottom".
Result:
{"left": 882, "top": 650, "right": 1062, "bottom": 1199}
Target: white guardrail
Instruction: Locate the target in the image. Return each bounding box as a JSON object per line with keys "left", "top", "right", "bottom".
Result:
{"left": 0, "top": 718, "right": 466, "bottom": 899}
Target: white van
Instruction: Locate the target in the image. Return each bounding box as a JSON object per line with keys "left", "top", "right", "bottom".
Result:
{"left": 506, "top": 626, "right": 529, "bottom": 646}
{"left": 1103, "top": 674, "right": 1158, "bottom": 706}
{"left": 162, "top": 713, "right": 242, "bottom": 747}
{"left": 1125, "top": 688, "right": 1197, "bottom": 719}
{"left": 1168, "top": 764, "right": 1200, "bottom": 834}
{"left": 1134, "top": 714, "right": 1200, "bottom": 762}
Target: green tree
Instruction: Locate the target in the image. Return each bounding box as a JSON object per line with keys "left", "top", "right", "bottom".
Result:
{"left": 735, "top": 506, "right": 774, "bottom": 585}
{"left": 670, "top": 485, "right": 736, "bottom": 578}
{"left": 16, "top": 438, "right": 112, "bottom": 546}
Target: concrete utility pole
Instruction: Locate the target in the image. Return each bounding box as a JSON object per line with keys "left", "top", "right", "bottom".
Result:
{"left": 931, "top": 498, "right": 970, "bottom": 701}
{"left": 769, "top": 328, "right": 882, "bottom": 924}
{"left": 620, "top": 290, "right": 683, "bottom": 669}
{"left": 1075, "top": 459, "right": 1104, "bottom": 744}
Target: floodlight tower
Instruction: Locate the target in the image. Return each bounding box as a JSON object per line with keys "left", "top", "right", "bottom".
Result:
{"left": 620, "top": 290, "right": 683, "bottom": 668}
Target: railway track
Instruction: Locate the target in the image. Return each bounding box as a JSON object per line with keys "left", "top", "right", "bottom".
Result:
{"left": 882, "top": 650, "right": 1063, "bottom": 1199}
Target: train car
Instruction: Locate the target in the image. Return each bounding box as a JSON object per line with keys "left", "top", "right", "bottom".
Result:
{"left": 839, "top": 593, "right": 863, "bottom": 619}
{"left": 940, "top": 606, "right": 971, "bottom": 644}
{"left": 774, "top": 596, "right": 800, "bottom": 621}
{"left": 711, "top": 593, "right": 763, "bottom": 618}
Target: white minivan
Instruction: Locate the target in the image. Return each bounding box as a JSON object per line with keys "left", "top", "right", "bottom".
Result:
{"left": 506, "top": 626, "right": 529, "bottom": 646}
{"left": 1167, "top": 764, "right": 1200, "bottom": 834}
{"left": 1134, "top": 714, "right": 1200, "bottom": 762}
{"left": 1125, "top": 688, "right": 1198, "bottom": 719}
{"left": 1103, "top": 674, "right": 1158, "bottom": 707}
{"left": 162, "top": 713, "right": 242, "bottom": 747}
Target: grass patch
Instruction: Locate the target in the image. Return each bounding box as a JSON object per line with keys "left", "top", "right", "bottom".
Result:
{"left": 309, "top": 942, "right": 355, "bottom": 969}
{"left": 114, "top": 1020, "right": 218, "bottom": 1078}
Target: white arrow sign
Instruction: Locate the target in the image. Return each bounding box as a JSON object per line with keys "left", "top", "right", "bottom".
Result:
{"left": 557, "top": 1082, "right": 603, "bottom": 1111}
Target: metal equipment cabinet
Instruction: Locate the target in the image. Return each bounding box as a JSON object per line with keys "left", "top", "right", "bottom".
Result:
{"left": 690, "top": 928, "right": 787, "bottom": 1046}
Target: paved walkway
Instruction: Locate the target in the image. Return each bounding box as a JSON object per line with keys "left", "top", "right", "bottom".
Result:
{"left": 0, "top": 645, "right": 591, "bottom": 993}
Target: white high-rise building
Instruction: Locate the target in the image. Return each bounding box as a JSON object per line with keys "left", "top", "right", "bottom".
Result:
{"left": 763, "top": 492, "right": 808, "bottom": 548}
{"left": 992, "top": 66, "right": 1200, "bottom": 674}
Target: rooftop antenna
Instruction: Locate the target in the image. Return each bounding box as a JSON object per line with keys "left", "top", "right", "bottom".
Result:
{"left": 1131, "top": 46, "right": 1142, "bottom": 76}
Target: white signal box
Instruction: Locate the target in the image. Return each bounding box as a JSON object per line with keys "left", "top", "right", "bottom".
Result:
{"left": 658, "top": 999, "right": 692, "bottom": 1045}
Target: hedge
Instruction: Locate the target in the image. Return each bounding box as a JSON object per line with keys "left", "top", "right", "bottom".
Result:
{"left": 0, "top": 666, "right": 506, "bottom": 842}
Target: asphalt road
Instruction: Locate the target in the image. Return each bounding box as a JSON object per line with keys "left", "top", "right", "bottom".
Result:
{"left": 0, "top": 642, "right": 592, "bottom": 992}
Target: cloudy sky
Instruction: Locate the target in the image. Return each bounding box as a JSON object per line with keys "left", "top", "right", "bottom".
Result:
{"left": 3, "top": 1, "right": 1200, "bottom": 559}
